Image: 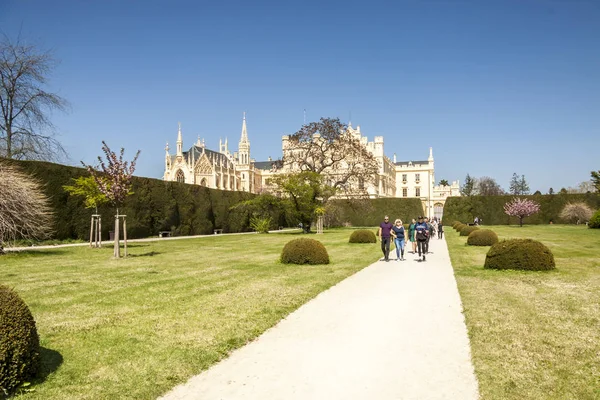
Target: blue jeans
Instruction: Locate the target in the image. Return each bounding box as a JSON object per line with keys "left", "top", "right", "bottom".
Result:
{"left": 394, "top": 238, "right": 405, "bottom": 259}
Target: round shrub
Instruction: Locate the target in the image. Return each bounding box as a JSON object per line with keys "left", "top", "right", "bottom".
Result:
{"left": 460, "top": 225, "right": 479, "bottom": 236}
{"left": 281, "top": 238, "right": 330, "bottom": 265}
{"left": 349, "top": 229, "right": 377, "bottom": 243}
{"left": 455, "top": 223, "right": 466, "bottom": 232}
{"left": 467, "top": 229, "right": 498, "bottom": 246}
{"left": 589, "top": 210, "right": 600, "bottom": 229}
{"left": 452, "top": 221, "right": 462, "bottom": 229}
{"left": 0, "top": 285, "right": 40, "bottom": 395}
{"left": 484, "top": 239, "right": 555, "bottom": 271}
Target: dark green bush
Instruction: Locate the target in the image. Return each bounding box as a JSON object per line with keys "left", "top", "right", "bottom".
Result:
{"left": 455, "top": 223, "right": 466, "bottom": 232}
{"left": 0, "top": 286, "right": 40, "bottom": 395}
{"left": 589, "top": 210, "right": 600, "bottom": 229}
{"left": 281, "top": 238, "right": 330, "bottom": 265}
{"left": 460, "top": 225, "right": 479, "bottom": 236}
{"left": 330, "top": 198, "right": 423, "bottom": 227}
{"left": 349, "top": 229, "right": 377, "bottom": 243}
{"left": 467, "top": 229, "right": 499, "bottom": 246}
{"left": 484, "top": 239, "right": 555, "bottom": 271}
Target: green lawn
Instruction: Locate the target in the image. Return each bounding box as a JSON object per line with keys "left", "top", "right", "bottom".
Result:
{"left": 446, "top": 225, "right": 600, "bottom": 400}
{"left": 1, "top": 229, "right": 379, "bottom": 399}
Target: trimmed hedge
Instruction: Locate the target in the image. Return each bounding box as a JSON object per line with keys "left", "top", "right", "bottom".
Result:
{"left": 589, "top": 210, "right": 600, "bottom": 229}
{"left": 444, "top": 194, "right": 600, "bottom": 225}
{"left": 280, "top": 238, "right": 330, "bottom": 265}
{"left": 330, "top": 198, "right": 423, "bottom": 227}
{"left": 467, "top": 229, "right": 498, "bottom": 246}
{"left": 484, "top": 239, "right": 555, "bottom": 271}
{"left": 0, "top": 286, "right": 40, "bottom": 395}
{"left": 349, "top": 229, "right": 377, "bottom": 243}
{"left": 460, "top": 225, "right": 479, "bottom": 236}
{"left": 455, "top": 223, "right": 466, "bottom": 232}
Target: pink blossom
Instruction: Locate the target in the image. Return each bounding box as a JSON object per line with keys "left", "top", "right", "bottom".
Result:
{"left": 504, "top": 197, "right": 540, "bottom": 227}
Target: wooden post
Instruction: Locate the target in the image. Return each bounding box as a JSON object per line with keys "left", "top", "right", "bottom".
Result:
{"left": 97, "top": 215, "right": 102, "bottom": 248}
{"left": 114, "top": 213, "right": 120, "bottom": 258}
{"left": 89, "top": 215, "right": 94, "bottom": 248}
{"left": 123, "top": 216, "right": 127, "bottom": 258}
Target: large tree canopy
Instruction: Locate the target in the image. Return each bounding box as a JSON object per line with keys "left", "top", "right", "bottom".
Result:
{"left": 283, "top": 118, "right": 380, "bottom": 197}
{"left": 0, "top": 36, "right": 69, "bottom": 161}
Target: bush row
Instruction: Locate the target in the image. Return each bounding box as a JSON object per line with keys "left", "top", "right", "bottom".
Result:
{"left": 443, "top": 194, "right": 600, "bottom": 225}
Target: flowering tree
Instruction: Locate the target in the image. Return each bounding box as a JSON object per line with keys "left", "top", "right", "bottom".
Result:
{"left": 504, "top": 198, "right": 540, "bottom": 227}
{"left": 559, "top": 202, "right": 594, "bottom": 224}
{"left": 83, "top": 141, "right": 140, "bottom": 257}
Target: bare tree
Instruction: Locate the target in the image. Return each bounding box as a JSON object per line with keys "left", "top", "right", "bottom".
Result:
{"left": 0, "top": 36, "right": 69, "bottom": 161}
{"left": 0, "top": 162, "right": 53, "bottom": 254}
{"left": 282, "top": 118, "right": 380, "bottom": 197}
{"left": 477, "top": 176, "right": 504, "bottom": 196}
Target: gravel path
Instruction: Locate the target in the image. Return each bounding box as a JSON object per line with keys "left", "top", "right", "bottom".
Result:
{"left": 160, "top": 237, "right": 479, "bottom": 400}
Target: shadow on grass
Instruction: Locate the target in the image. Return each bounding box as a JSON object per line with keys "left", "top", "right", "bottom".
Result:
{"left": 129, "top": 251, "right": 161, "bottom": 258}
{"left": 37, "top": 347, "right": 63, "bottom": 382}
{"left": 3, "top": 249, "right": 70, "bottom": 257}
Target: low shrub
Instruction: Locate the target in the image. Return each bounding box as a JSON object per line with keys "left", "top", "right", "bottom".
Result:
{"left": 281, "top": 238, "right": 330, "bottom": 265}
{"left": 0, "top": 285, "right": 41, "bottom": 395}
{"left": 467, "top": 229, "right": 498, "bottom": 246}
{"left": 484, "top": 239, "right": 555, "bottom": 271}
{"left": 455, "top": 223, "right": 466, "bottom": 232}
{"left": 250, "top": 216, "right": 271, "bottom": 233}
{"left": 349, "top": 229, "right": 377, "bottom": 243}
{"left": 589, "top": 210, "right": 600, "bottom": 229}
{"left": 460, "top": 225, "right": 479, "bottom": 236}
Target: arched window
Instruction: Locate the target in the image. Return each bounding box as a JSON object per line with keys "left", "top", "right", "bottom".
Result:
{"left": 200, "top": 178, "right": 207, "bottom": 187}
{"left": 175, "top": 169, "right": 185, "bottom": 183}
{"left": 434, "top": 203, "right": 444, "bottom": 221}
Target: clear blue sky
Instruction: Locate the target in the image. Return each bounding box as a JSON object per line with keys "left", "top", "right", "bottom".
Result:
{"left": 2, "top": 0, "right": 599, "bottom": 192}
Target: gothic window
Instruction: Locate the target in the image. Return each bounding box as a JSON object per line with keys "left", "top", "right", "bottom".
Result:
{"left": 175, "top": 169, "right": 185, "bottom": 183}
{"left": 200, "top": 178, "right": 207, "bottom": 187}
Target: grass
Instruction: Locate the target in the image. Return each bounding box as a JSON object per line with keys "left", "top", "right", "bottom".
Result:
{"left": 1, "top": 229, "right": 379, "bottom": 399}
{"left": 445, "top": 224, "right": 600, "bottom": 400}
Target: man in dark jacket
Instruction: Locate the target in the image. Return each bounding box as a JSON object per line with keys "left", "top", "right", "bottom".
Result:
{"left": 415, "top": 216, "right": 429, "bottom": 261}
{"left": 378, "top": 215, "right": 393, "bottom": 262}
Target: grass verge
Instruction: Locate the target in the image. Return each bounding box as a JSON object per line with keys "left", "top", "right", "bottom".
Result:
{"left": 1, "top": 229, "right": 378, "bottom": 399}
{"left": 446, "top": 225, "right": 600, "bottom": 400}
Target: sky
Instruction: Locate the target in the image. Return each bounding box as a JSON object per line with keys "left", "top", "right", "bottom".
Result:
{"left": 1, "top": 0, "right": 599, "bottom": 192}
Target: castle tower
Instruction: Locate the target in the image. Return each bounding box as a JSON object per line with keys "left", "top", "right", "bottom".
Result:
{"left": 238, "top": 112, "right": 250, "bottom": 165}
{"left": 176, "top": 122, "right": 183, "bottom": 156}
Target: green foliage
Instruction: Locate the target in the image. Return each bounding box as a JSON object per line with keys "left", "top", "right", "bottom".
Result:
{"left": 349, "top": 229, "right": 377, "bottom": 243}
{"left": 250, "top": 216, "right": 272, "bottom": 233}
{"left": 63, "top": 175, "right": 108, "bottom": 211}
{"left": 460, "top": 225, "right": 479, "bottom": 236}
{"left": 444, "top": 194, "right": 600, "bottom": 225}
{"left": 330, "top": 198, "right": 423, "bottom": 227}
{"left": 467, "top": 229, "right": 498, "bottom": 246}
{"left": 461, "top": 174, "right": 476, "bottom": 196}
{"left": 589, "top": 210, "right": 600, "bottom": 229}
{"left": 0, "top": 285, "right": 40, "bottom": 395}
{"left": 591, "top": 170, "right": 600, "bottom": 192}
{"left": 484, "top": 239, "right": 555, "bottom": 271}
{"left": 280, "top": 238, "right": 330, "bottom": 265}
{"left": 455, "top": 223, "right": 466, "bottom": 232}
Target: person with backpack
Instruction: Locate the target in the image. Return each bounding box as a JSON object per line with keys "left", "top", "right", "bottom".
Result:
{"left": 391, "top": 219, "right": 406, "bottom": 261}
{"left": 415, "top": 216, "right": 429, "bottom": 261}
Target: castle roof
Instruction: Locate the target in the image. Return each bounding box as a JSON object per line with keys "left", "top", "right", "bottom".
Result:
{"left": 395, "top": 160, "right": 429, "bottom": 166}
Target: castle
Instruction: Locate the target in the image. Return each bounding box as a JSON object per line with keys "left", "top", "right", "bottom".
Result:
{"left": 163, "top": 114, "right": 460, "bottom": 219}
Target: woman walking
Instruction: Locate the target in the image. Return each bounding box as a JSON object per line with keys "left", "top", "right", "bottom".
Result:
{"left": 392, "top": 219, "right": 406, "bottom": 261}
{"left": 408, "top": 218, "right": 417, "bottom": 253}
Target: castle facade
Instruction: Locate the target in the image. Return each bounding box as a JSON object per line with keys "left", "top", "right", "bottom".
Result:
{"left": 163, "top": 115, "right": 460, "bottom": 219}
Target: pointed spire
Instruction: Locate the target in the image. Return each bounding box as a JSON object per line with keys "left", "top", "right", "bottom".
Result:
{"left": 240, "top": 112, "right": 248, "bottom": 143}
{"left": 176, "top": 122, "right": 183, "bottom": 156}
{"left": 428, "top": 147, "right": 434, "bottom": 162}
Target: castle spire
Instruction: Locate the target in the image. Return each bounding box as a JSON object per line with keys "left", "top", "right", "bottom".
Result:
{"left": 428, "top": 147, "right": 434, "bottom": 162}
{"left": 176, "top": 122, "right": 183, "bottom": 156}
{"left": 240, "top": 112, "right": 248, "bottom": 143}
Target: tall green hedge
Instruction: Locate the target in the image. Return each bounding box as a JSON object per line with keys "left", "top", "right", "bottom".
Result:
{"left": 6, "top": 159, "right": 258, "bottom": 240}
{"left": 332, "top": 198, "right": 424, "bottom": 226}
{"left": 443, "top": 194, "right": 600, "bottom": 225}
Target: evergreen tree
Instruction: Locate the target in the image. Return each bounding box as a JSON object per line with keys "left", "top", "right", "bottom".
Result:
{"left": 591, "top": 170, "right": 600, "bottom": 192}
{"left": 461, "top": 174, "right": 476, "bottom": 196}
{"left": 518, "top": 175, "right": 530, "bottom": 195}
{"left": 509, "top": 173, "right": 520, "bottom": 195}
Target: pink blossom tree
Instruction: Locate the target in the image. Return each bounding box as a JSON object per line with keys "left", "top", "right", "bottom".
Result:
{"left": 504, "top": 197, "right": 540, "bottom": 227}
{"left": 83, "top": 141, "right": 140, "bottom": 258}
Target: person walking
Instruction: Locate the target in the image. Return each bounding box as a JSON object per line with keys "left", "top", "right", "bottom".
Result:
{"left": 378, "top": 215, "right": 393, "bottom": 262}
{"left": 391, "top": 219, "right": 406, "bottom": 261}
{"left": 408, "top": 218, "right": 417, "bottom": 254}
{"left": 432, "top": 219, "right": 439, "bottom": 239}
{"left": 425, "top": 217, "right": 433, "bottom": 254}
{"left": 415, "top": 216, "right": 429, "bottom": 261}
{"left": 438, "top": 219, "right": 444, "bottom": 239}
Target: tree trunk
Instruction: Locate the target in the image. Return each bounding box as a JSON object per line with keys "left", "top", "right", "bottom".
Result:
{"left": 519, "top": 216, "right": 523, "bottom": 227}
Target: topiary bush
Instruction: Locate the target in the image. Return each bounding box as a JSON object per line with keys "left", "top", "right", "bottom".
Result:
{"left": 281, "top": 238, "right": 330, "bottom": 265}
{"left": 484, "top": 239, "right": 555, "bottom": 271}
{"left": 589, "top": 209, "right": 600, "bottom": 229}
{"left": 467, "top": 229, "right": 499, "bottom": 246}
{"left": 454, "top": 223, "right": 466, "bottom": 232}
{"left": 349, "top": 229, "right": 377, "bottom": 243}
{"left": 0, "top": 285, "right": 41, "bottom": 395}
{"left": 460, "top": 225, "right": 479, "bottom": 236}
